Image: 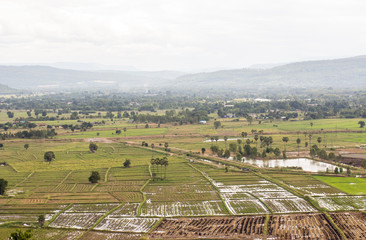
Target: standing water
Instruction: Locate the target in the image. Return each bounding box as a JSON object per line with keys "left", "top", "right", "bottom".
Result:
{"left": 243, "top": 158, "right": 337, "bottom": 173}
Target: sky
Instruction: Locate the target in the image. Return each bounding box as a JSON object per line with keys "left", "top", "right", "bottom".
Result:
{"left": 1, "top": 0, "right": 366, "bottom": 71}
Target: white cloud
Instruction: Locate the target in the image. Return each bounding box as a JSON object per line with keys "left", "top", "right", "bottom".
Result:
{"left": 0, "top": 0, "right": 366, "bottom": 70}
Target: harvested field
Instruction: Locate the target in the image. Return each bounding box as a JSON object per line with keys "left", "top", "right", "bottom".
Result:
{"left": 267, "top": 214, "right": 341, "bottom": 240}
{"left": 225, "top": 200, "right": 268, "bottom": 214}
{"left": 141, "top": 200, "right": 226, "bottom": 217}
{"left": 66, "top": 203, "right": 119, "bottom": 213}
{"left": 49, "top": 213, "right": 104, "bottom": 229}
{"left": 79, "top": 231, "right": 142, "bottom": 240}
{"left": 109, "top": 203, "right": 140, "bottom": 217}
{"left": 94, "top": 217, "right": 159, "bottom": 232}
{"left": 263, "top": 198, "right": 316, "bottom": 213}
{"left": 149, "top": 216, "right": 266, "bottom": 239}
{"left": 331, "top": 212, "right": 366, "bottom": 239}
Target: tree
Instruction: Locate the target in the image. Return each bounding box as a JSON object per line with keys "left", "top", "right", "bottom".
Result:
{"left": 210, "top": 145, "right": 219, "bottom": 154}
{"left": 308, "top": 134, "right": 312, "bottom": 150}
{"left": 0, "top": 179, "right": 8, "bottom": 195}
{"left": 123, "top": 127, "right": 127, "bottom": 137}
{"left": 44, "top": 151, "right": 55, "bottom": 163}
{"left": 116, "top": 130, "right": 122, "bottom": 135}
{"left": 296, "top": 138, "right": 301, "bottom": 156}
{"left": 347, "top": 166, "right": 351, "bottom": 176}
{"left": 163, "top": 158, "right": 169, "bottom": 179}
{"left": 358, "top": 121, "right": 365, "bottom": 128}
{"left": 24, "top": 144, "right": 29, "bottom": 150}
{"left": 89, "top": 171, "right": 101, "bottom": 183}
{"left": 274, "top": 148, "right": 281, "bottom": 157}
{"left": 241, "top": 132, "right": 248, "bottom": 140}
{"left": 38, "top": 215, "right": 45, "bottom": 227}
{"left": 310, "top": 122, "right": 313, "bottom": 127}
{"left": 214, "top": 136, "right": 219, "bottom": 144}
{"left": 214, "top": 121, "right": 221, "bottom": 129}
{"left": 89, "top": 142, "right": 98, "bottom": 153}
{"left": 229, "top": 142, "right": 237, "bottom": 153}
{"left": 223, "top": 149, "right": 230, "bottom": 158}
{"left": 282, "top": 137, "right": 289, "bottom": 151}
{"left": 254, "top": 135, "right": 259, "bottom": 147}
{"left": 328, "top": 152, "right": 336, "bottom": 161}
{"left": 0, "top": 143, "right": 4, "bottom": 150}
{"left": 123, "top": 159, "right": 131, "bottom": 168}
{"left": 7, "top": 111, "right": 14, "bottom": 118}
{"left": 9, "top": 229, "right": 32, "bottom": 240}
{"left": 317, "top": 137, "right": 322, "bottom": 146}
{"left": 334, "top": 167, "right": 339, "bottom": 174}
{"left": 201, "top": 148, "right": 206, "bottom": 155}
{"left": 246, "top": 116, "right": 253, "bottom": 125}
{"left": 164, "top": 142, "right": 169, "bottom": 151}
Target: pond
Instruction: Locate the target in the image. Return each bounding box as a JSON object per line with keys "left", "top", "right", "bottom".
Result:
{"left": 242, "top": 158, "right": 337, "bottom": 173}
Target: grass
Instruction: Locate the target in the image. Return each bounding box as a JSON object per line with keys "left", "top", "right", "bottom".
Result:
{"left": 314, "top": 176, "right": 366, "bottom": 195}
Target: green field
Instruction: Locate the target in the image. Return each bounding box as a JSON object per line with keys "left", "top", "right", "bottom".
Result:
{"left": 314, "top": 176, "right": 366, "bottom": 195}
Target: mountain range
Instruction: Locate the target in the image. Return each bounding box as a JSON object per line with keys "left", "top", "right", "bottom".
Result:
{"left": 1, "top": 55, "right": 366, "bottom": 91}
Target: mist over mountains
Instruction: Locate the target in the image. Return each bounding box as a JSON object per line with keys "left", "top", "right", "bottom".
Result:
{"left": 1, "top": 55, "right": 366, "bottom": 92}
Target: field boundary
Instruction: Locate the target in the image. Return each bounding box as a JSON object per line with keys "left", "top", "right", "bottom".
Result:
{"left": 53, "top": 170, "right": 73, "bottom": 191}
{"left": 187, "top": 162, "right": 232, "bottom": 215}
{"left": 137, "top": 177, "right": 152, "bottom": 217}
{"left": 90, "top": 203, "right": 124, "bottom": 230}
{"left": 104, "top": 167, "right": 111, "bottom": 182}
{"left": 263, "top": 214, "right": 269, "bottom": 240}
{"left": 247, "top": 192, "right": 273, "bottom": 214}
{"left": 45, "top": 203, "right": 73, "bottom": 227}
{"left": 14, "top": 171, "right": 34, "bottom": 188}
{"left": 324, "top": 212, "right": 347, "bottom": 240}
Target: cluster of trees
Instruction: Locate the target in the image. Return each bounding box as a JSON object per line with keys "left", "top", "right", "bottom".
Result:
{"left": 132, "top": 108, "right": 209, "bottom": 124}
{"left": 150, "top": 157, "right": 169, "bottom": 180}
{"left": 0, "top": 121, "right": 37, "bottom": 131}
{"left": 330, "top": 166, "right": 351, "bottom": 175}
{"left": 0, "top": 129, "right": 57, "bottom": 140}
{"left": 61, "top": 122, "right": 94, "bottom": 132}
{"left": 310, "top": 145, "right": 339, "bottom": 161}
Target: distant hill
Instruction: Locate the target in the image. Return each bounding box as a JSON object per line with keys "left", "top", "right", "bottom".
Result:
{"left": 0, "top": 83, "right": 16, "bottom": 94}
{"left": 176, "top": 55, "right": 366, "bottom": 89}
{"left": 1, "top": 55, "right": 366, "bottom": 91}
{"left": 0, "top": 66, "right": 185, "bottom": 90}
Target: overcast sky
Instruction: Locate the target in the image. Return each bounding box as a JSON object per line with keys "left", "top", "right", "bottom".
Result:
{"left": 1, "top": 0, "right": 366, "bottom": 71}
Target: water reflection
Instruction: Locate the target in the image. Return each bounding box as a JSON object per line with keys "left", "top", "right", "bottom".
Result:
{"left": 243, "top": 158, "right": 336, "bottom": 172}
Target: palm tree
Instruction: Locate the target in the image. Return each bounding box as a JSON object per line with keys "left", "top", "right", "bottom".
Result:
{"left": 308, "top": 134, "right": 312, "bottom": 150}
{"left": 260, "top": 136, "right": 264, "bottom": 148}
{"left": 254, "top": 135, "right": 259, "bottom": 148}
{"left": 282, "top": 137, "right": 289, "bottom": 151}
{"left": 317, "top": 137, "right": 322, "bottom": 147}
{"left": 164, "top": 142, "right": 169, "bottom": 151}
{"left": 163, "top": 158, "right": 169, "bottom": 179}
{"left": 150, "top": 158, "right": 156, "bottom": 181}
{"left": 241, "top": 132, "right": 247, "bottom": 140}
{"left": 214, "top": 136, "right": 219, "bottom": 144}
{"left": 296, "top": 138, "right": 301, "bottom": 156}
